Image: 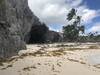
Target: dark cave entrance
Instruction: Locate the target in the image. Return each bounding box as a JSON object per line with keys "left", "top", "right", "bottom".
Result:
{"left": 28, "top": 24, "right": 49, "bottom": 44}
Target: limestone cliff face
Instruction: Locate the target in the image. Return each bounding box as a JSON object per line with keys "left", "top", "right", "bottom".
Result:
{"left": 0, "top": 0, "right": 41, "bottom": 58}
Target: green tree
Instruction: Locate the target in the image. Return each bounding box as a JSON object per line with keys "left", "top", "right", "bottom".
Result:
{"left": 63, "top": 8, "right": 84, "bottom": 42}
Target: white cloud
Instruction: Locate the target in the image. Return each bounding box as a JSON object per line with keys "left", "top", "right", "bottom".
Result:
{"left": 76, "top": 5, "right": 100, "bottom": 24}
{"left": 81, "top": 9, "right": 99, "bottom": 24}
{"left": 67, "top": 0, "right": 83, "bottom": 7}
{"left": 28, "top": 0, "right": 83, "bottom": 26}
{"left": 28, "top": 0, "right": 100, "bottom": 32}
{"left": 87, "top": 22, "right": 100, "bottom": 33}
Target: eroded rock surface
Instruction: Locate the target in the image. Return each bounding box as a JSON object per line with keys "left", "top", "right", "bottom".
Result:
{"left": 0, "top": 0, "right": 42, "bottom": 58}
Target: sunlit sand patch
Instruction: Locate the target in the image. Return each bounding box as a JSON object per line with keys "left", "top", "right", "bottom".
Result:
{"left": 0, "top": 43, "right": 100, "bottom": 75}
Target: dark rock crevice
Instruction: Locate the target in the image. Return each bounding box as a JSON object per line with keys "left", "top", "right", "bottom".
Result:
{"left": 27, "top": 23, "right": 49, "bottom": 44}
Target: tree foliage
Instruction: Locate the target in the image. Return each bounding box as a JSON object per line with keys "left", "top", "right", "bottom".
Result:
{"left": 63, "top": 8, "right": 84, "bottom": 42}
{"left": 78, "top": 32, "right": 100, "bottom": 42}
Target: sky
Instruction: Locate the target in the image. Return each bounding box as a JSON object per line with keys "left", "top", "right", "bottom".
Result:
{"left": 28, "top": 0, "right": 100, "bottom": 34}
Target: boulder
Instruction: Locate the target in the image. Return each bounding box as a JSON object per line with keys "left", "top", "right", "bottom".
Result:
{"left": 45, "top": 31, "right": 63, "bottom": 43}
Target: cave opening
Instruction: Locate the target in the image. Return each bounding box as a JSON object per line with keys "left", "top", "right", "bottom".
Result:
{"left": 27, "top": 24, "right": 49, "bottom": 44}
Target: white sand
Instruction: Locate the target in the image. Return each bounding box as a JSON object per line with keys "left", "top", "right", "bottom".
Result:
{"left": 0, "top": 43, "right": 100, "bottom": 75}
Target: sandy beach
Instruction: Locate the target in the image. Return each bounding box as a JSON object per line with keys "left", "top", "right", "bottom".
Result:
{"left": 0, "top": 43, "right": 100, "bottom": 75}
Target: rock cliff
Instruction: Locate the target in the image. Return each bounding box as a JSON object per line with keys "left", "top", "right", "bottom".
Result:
{"left": 0, "top": 0, "right": 41, "bottom": 58}
{"left": 0, "top": 0, "right": 63, "bottom": 58}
